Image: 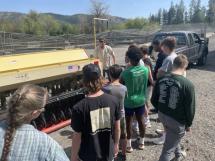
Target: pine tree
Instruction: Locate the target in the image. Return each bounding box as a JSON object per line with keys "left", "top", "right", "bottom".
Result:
{"left": 185, "top": 11, "right": 189, "bottom": 23}
{"left": 175, "top": 0, "right": 185, "bottom": 24}
{"left": 207, "top": 0, "right": 215, "bottom": 23}
{"left": 168, "top": 2, "right": 176, "bottom": 24}
{"left": 192, "top": 0, "right": 206, "bottom": 23}
{"left": 189, "top": 0, "right": 197, "bottom": 22}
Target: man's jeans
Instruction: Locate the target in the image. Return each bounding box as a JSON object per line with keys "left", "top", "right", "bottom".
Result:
{"left": 158, "top": 112, "right": 186, "bottom": 161}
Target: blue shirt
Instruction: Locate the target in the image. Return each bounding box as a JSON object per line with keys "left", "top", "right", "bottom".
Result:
{"left": 0, "top": 121, "right": 69, "bottom": 161}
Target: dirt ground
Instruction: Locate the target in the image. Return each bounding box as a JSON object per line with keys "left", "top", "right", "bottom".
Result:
{"left": 50, "top": 36, "right": 215, "bottom": 161}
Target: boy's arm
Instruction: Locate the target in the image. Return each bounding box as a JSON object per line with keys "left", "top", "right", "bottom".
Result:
{"left": 71, "top": 107, "right": 83, "bottom": 161}
{"left": 147, "top": 66, "right": 155, "bottom": 86}
{"left": 151, "top": 81, "right": 159, "bottom": 109}
{"left": 157, "top": 58, "right": 169, "bottom": 79}
{"left": 114, "top": 120, "right": 120, "bottom": 157}
{"left": 185, "top": 84, "right": 196, "bottom": 129}
{"left": 71, "top": 132, "right": 82, "bottom": 161}
{"left": 114, "top": 99, "right": 121, "bottom": 157}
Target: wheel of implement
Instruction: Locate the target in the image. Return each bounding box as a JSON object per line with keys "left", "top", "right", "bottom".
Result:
{"left": 51, "top": 113, "right": 58, "bottom": 124}
{"left": 67, "top": 108, "right": 73, "bottom": 118}
{"left": 60, "top": 110, "right": 66, "bottom": 120}
{"left": 40, "top": 113, "right": 47, "bottom": 128}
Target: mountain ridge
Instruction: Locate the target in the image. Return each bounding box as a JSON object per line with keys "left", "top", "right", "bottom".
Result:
{"left": 0, "top": 11, "right": 127, "bottom": 25}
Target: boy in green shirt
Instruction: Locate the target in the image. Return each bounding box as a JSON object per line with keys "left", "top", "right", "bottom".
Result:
{"left": 120, "top": 46, "right": 149, "bottom": 152}
{"left": 151, "top": 54, "right": 195, "bottom": 161}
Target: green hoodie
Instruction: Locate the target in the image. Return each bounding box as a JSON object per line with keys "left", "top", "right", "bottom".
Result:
{"left": 151, "top": 73, "right": 195, "bottom": 128}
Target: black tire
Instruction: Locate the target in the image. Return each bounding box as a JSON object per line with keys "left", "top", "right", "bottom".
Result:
{"left": 198, "top": 52, "right": 207, "bottom": 66}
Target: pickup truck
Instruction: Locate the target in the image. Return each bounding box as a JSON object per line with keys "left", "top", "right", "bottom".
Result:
{"left": 152, "top": 31, "right": 209, "bottom": 66}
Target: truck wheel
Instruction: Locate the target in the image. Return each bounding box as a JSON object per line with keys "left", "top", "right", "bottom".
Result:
{"left": 198, "top": 53, "right": 207, "bottom": 66}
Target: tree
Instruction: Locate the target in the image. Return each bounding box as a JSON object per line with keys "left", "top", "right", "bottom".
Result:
{"left": 168, "top": 2, "right": 176, "bottom": 24}
{"left": 22, "top": 10, "right": 44, "bottom": 35}
{"left": 125, "top": 18, "right": 147, "bottom": 29}
{"left": 163, "top": 9, "right": 169, "bottom": 25}
{"left": 191, "top": 0, "right": 206, "bottom": 23}
{"left": 184, "top": 11, "right": 190, "bottom": 23}
{"left": 90, "top": 0, "right": 109, "bottom": 18}
{"left": 189, "top": 0, "right": 197, "bottom": 21}
{"left": 175, "top": 0, "right": 185, "bottom": 24}
{"left": 41, "top": 15, "right": 60, "bottom": 35}
{"left": 207, "top": 0, "right": 215, "bottom": 23}
{"left": 90, "top": 0, "right": 109, "bottom": 32}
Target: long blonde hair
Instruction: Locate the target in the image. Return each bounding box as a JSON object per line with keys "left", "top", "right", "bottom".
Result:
{"left": 0, "top": 84, "right": 48, "bottom": 161}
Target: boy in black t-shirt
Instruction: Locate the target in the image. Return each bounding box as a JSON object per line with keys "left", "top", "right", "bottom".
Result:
{"left": 152, "top": 39, "right": 167, "bottom": 80}
{"left": 71, "top": 64, "right": 121, "bottom": 161}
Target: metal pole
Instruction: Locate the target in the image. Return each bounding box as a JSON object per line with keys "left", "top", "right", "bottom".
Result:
{"left": 93, "top": 19, "right": 97, "bottom": 50}
{"left": 93, "top": 18, "right": 108, "bottom": 50}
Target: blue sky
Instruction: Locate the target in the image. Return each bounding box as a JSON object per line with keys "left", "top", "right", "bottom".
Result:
{"left": 0, "top": 0, "right": 209, "bottom": 18}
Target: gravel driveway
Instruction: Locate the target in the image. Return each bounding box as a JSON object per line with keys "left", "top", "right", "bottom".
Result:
{"left": 50, "top": 36, "right": 215, "bottom": 161}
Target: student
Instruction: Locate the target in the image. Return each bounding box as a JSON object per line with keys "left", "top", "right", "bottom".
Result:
{"left": 151, "top": 55, "right": 195, "bottom": 161}
{"left": 71, "top": 64, "right": 121, "bottom": 161}
{"left": 154, "top": 37, "right": 178, "bottom": 145}
{"left": 0, "top": 84, "right": 69, "bottom": 161}
{"left": 157, "top": 37, "right": 177, "bottom": 79}
{"left": 126, "top": 44, "right": 145, "bottom": 67}
{"left": 140, "top": 47, "right": 154, "bottom": 128}
{"left": 120, "top": 47, "right": 149, "bottom": 153}
{"left": 152, "top": 40, "right": 167, "bottom": 80}
{"left": 126, "top": 44, "right": 145, "bottom": 133}
{"left": 103, "top": 64, "right": 127, "bottom": 160}
{"left": 95, "top": 38, "right": 116, "bottom": 78}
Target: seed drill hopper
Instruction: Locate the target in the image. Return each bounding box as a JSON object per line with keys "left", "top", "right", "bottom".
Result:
{"left": 0, "top": 49, "right": 101, "bottom": 133}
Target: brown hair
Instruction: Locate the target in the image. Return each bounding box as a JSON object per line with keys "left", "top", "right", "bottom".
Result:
{"left": 83, "top": 77, "right": 103, "bottom": 94}
{"left": 173, "top": 54, "right": 189, "bottom": 69}
{"left": 161, "top": 37, "right": 176, "bottom": 52}
{"left": 140, "top": 46, "right": 148, "bottom": 55}
{"left": 0, "top": 84, "right": 48, "bottom": 161}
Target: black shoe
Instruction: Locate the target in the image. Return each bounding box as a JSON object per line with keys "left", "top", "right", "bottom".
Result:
{"left": 117, "top": 153, "right": 126, "bottom": 161}
{"left": 150, "top": 108, "right": 158, "bottom": 113}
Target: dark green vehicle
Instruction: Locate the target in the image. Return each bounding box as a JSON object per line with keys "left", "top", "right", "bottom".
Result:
{"left": 153, "top": 31, "right": 209, "bottom": 66}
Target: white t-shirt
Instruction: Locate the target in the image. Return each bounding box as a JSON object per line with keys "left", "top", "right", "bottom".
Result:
{"left": 160, "top": 52, "right": 177, "bottom": 73}
{"left": 95, "top": 45, "right": 114, "bottom": 69}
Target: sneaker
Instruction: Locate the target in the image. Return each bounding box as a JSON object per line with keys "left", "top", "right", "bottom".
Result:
{"left": 155, "top": 129, "right": 164, "bottom": 135}
{"left": 126, "top": 147, "right": 134, "bottom": 153}
{"left": 138, "top": 137, "right": 145, "bottom": 150}
{"left": 150, "top": 108, "right": 158, "bottom": 113}
{"left": 153, "top": 134, "right": 166, "bottom": 145}
{"left": 172, "top": 150, "right": 187, "bottom": 161}
{"left": 145, "top": 122, "right": 152, "bottom": 128}
{"left": 120, "top": 154, "right": 127, "bottom": 161}
{"left": 118, "top": 153, "right": 127, "bottom": 161}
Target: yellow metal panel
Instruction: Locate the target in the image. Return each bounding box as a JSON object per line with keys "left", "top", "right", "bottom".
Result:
{"left": 0, "top": 49, "right": 89, "bottom": 73}
{"left": 0, "top": 61, "right": 91, "bottom": 91}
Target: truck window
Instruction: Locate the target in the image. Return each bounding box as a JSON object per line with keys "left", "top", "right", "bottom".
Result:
{"left": 154, "top": 33, "right": 186, "bottom": 46}
{"left": 188, "top": 34, "right": 194, "bottom": 46}
{"left": 193, "top": 33, "right": 200, "bottom": 43}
